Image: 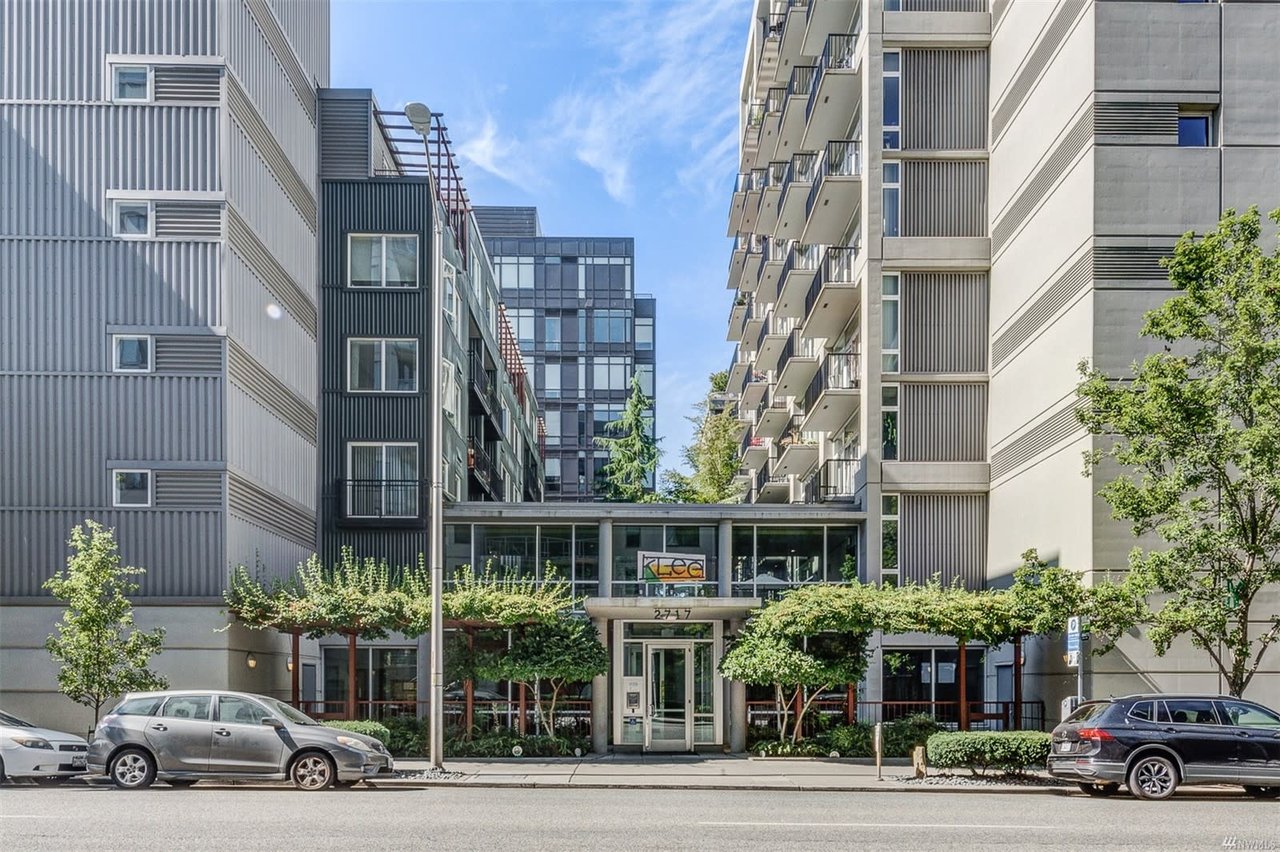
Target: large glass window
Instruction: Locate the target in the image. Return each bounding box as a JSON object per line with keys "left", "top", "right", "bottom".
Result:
{"left": 544, "top": 409, "right": 562, "bottom": 446}
{"left": 593, "top": 404, "right": 624, "bottom": 437}
{"left": 826, "top": 526, "right": 859, "bottom": 582}
{"left": 545, "top": 457, "right": 562, "bottom": 491}
{"left": 637, "top": 364, "right": 655, "bottom": 397}
{"left": 348, "top": 338, "right": 418, "bottom": 392}
{"left": 593, "top": 309, "right": 631, "bottom": 343}
{"left": 544, "top": 361, "right": 561, "bottom": 398}
{"left": 883, "top": 51, "right": 901, "bottom": 149}
{"left": 881, "top": 495, "right": 899, "bottom": 586}
{"left": 544, "top": 314, "right": 562, "bottom": 347}
{"left": 574, "top": 524, "right": 599, "bottom": 598}
{"left": 882, "top": 162, "right": 900, "bottom": 237}
{"left": 509, "top": 308, "right": 535, "bottom": 347}
{"left": 593, "top": 356, "right": 631, "bottom": 391}
{"left": 635, "top": 317, "right": 654, "bottom": 351}
{"left": 612, "top": 525, "right": 665, "bottom": 595}
{"left": 495, "top": 256, "right": 534, "bottom": 289}
{"left": 882, "top": 274, "right": 900, "bottom": 373}
{"left": 349, "top": 235, "right": 419, "bottom": 288}
{"left": 346, "top": 443, "right": 419, "bottom": 517}
{"left": 473, "top": 525, "right": 539, "bottom": 578}
{"left": 882, "top": 385, "right": 899, "bottom": 461}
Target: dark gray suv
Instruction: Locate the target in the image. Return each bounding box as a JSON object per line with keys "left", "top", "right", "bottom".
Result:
{"left": 87, "top": 691, "right": 393, "bottom": 790}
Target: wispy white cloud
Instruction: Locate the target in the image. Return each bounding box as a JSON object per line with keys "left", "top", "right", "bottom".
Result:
{"left": 454, "top": 112, "right": 545, "bottom": 194}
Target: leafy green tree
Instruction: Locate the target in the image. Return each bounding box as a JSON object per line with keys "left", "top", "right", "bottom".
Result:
{"left": 43, "top": 520, "right": 168, "bottom": 728}
{"left": 480, "top": 619, "right": 608, "bottom": 734}
{"left": 1077, "top": 207, "right": 1280, "bottom": 697}
{"left": 663, "top": 370, "right": 743, "bottom": 503}
{"left": 595, "top": 374, "right": 660, "bottom": 502}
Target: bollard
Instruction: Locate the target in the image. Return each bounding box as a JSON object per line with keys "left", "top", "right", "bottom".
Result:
{"left": 912, "top": 745, "right": 927, "bottom": 779}
{"left": 873, "top": 721, "right": 883, "bottom": 781}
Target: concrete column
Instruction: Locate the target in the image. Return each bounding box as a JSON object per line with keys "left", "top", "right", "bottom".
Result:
{"left": 591, "top": 616, "right": 609, "bottom": 754}
{"left": 727, "top": 617, "right": 747, "bottom": 752}
{"left": 717, "top": 519, "right": 732, "bottom": 597}
{"left": 598, "top": 519, "right": 613, "bottom": 598}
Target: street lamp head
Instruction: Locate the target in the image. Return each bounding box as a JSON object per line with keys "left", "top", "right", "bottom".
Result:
{"left": 404, "top": 102, "right": 433, "bottom": 137}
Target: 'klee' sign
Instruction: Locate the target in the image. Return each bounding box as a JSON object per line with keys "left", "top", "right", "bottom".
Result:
{"left": 638, "top": 551, "right": 707, "bottom": 583}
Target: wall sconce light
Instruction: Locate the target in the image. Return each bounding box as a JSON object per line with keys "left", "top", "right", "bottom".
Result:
{"left": 286, "top": 658, "right": 294, "bottom": 673}
{"left": 246, "top": 652, "right": 258, "bottom": 670}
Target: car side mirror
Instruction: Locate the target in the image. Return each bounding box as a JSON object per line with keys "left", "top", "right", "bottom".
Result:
{"left": 261, "top": 717, "right": 284, "bottom": 728}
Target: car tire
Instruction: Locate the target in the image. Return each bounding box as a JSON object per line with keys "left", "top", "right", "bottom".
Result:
{"left": 289, "top": 753, "right": 335, "bottom": 791}
{"left": 0, "top": 756, "right": 7, "bottom": 784}
{"left": 109, "top": 748, "right": 156, "bottom": 790}
{"left": 1128, "top": 754, "right": 1178, "bottom": 801}
{"left": 1079, "top": 782, "right": 1120, "bottom": 797}
{"left": 166, "top": 779, "right": 198, "bottom": 788}
{"left": 1243, "top": 785, "right": 1280, "bottom": 799}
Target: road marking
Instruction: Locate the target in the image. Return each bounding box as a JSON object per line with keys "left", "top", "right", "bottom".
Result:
{"left": 0, "top": 815, "right": 57, "bottom": 819}
{"left": 699, "top": 821, "right": 1054, "bottom": 830}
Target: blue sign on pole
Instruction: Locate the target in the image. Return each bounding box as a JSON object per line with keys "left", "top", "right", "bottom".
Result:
{"left": 1066, "top": 616, "right": 1081, "bottom": 668}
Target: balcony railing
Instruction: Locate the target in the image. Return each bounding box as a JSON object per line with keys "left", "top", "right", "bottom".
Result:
{"left": 782, "top": 152, "right": 818, "bottom": 198}
{"left": 746, "top": 100, "right": 767, "bottom": 130}
{"left": 764, "top": 11, "right": 785, "bottom": 39}
{"left": 803, "top": 351, "right": 860, "bottom": 413}
{"left": 468, "top": 436, "right": 498, "bottom": 496}
{"left": 766, "top": 86, "right": 786, "bottom": 115}
{"left": 339, "top": 478, "right": 426, "bottom": 522}
{"left": 766, "top": 160, "right": 788, "bottom": 189}
{"left": 788, "top": 65, "right": 818, "bottom": 99}
{"left": 807, "top": 33, "right": 859, "bottom": 121}
{"left": 779, "top": 327, "right": 819, "bottom": 365}
{"left": 805, "top": 140, "right": 862, "bottom": 221}
{"left": 820, "top": 457, "right": 861, "bottom": 501}
{"left": 803, "top": 245, "right": 859, "bottom": 320}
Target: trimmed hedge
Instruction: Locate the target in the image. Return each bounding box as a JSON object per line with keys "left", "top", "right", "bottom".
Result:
{"left": 321, "top": 720, "right": 391, "bottom": 745}
{"left": 926, "top": 731, "right": 1052, "bottom": 776}
{"left": 820, "top": 714, "right": 943, "bottom": 758}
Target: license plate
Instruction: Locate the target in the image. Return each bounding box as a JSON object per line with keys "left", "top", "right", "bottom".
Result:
{"left": 1057, "top": 742, "right": 1071, "bottom": 753}
{"left": 71, "top": 756, "right": 86, "bottom": 768}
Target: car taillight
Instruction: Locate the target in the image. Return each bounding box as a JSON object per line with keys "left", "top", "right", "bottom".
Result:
{"left": 1077, "top": 728, "right": 1115, "bottom": 742}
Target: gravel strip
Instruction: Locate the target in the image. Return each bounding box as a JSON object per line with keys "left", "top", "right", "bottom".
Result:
{"left": 392, "top": 768, "right": 465, "bottom": 781}
{"left": 892, "top": 773, "right": 1072, "bottom": 788}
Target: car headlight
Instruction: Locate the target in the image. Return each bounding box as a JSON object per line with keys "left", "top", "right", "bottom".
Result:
{"left": 335, "top": 736, "right": 372, "bottom": 751}
{"left": 11, "top": 737, "right": 53, "bottom": 750}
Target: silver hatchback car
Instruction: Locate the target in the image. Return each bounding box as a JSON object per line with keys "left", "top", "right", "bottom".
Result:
{"left": 87, "top": 690, "right": 393, "bottom": 790}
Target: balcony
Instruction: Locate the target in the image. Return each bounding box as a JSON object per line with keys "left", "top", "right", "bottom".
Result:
{"left": 741, "top": 99, "right": 768, "bottom": 170}
{"left": 467, "top": 351, "right": 503, "bottom": 439}
{"left": 336, "top": 478, "right": 426, "bottom": 527}
{"left": 758, "top": 88, "right": 787, "bottom": 166}
{"left": 727, "top": 344, "right": 751, "bottom": 393}
{"left": 756, "top": 390, "right": 796, "bottom": 441}
{"left": 755, "top": 234, "right": 788, "bottom": 304}
{"left": 801, "top": 140, "right": 862, "bottom": 246}
{"left": 801, "top": 0, "right": 859, "bottom": 57}
{"left": 741, "top": 369, "right": 769, "bottom": 410}
{"left": 753, "top": 462, "right": 791, "bottom": 504}
{"left": 756, "top": 160, "right": 789, "bottom": 237}
{"left": 776, "top": 239, "right": 821, "bottom": 318}
{"left": 777, "top": 2, "right": 812, "bottom": 83}
{"left": 819, "top": 457, "right": 861, "bottom": 503}
{"left": 801, "top": 246, "right": 861, "bottom": 340}
{"left": 726, "top": 231, "right": 754, "bottom": 289}
{"left": 467, "top": 436, "right": 500, "bottom": 500}
{"left": 739, "top": 166, "right": 767, "bottom": 236}
{"left": 741, "top": 432, "right": 770, "bottom": 470}
{"left": 727, "top": 294, "right": 751, "bottom": 341}
{"left": 755, "top": 311, "right": 797, "bottom": 375}
{"left": 775, "top": 415, "right": 819, "bottom": 478}
{"left": 775, "top": 66, "right": 817, "bottom": 163}
{"left": 800, "top": 351, "right": 861, "bottom": 434}
{"left": 775, "top": 328, "right": 822, "bottom": 397}
{"left": 740, "top": 296, "right": 769, "bottom": 351}
{"left": 727, "top": 172, "right": 751, "bottom": 236}
{"left": 803, "top": 33, "right": 861, "bottom": 150}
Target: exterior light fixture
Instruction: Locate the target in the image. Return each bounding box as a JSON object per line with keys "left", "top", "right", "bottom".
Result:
{"left": 286, "top": 657, "right": 294, "bottom": 673}
{"left": 246, "top": 652, "right": 258, "bottom": 670}
{"left": 404, "top": 102, "right": 433, "bottom": 136}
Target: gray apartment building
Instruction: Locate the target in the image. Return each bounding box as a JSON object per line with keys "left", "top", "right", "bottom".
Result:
{"left": 474, "top": 207, "right": 658, "bottom": 501}
{"left": 725, "top": 0, "right": 1280, "bottom": 716}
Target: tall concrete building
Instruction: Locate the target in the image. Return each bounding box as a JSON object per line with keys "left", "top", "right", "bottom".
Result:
{"left": 725, "top": 0, "right": 1280, "bottom": 716}
{"left": 475, "top": 207, "right": 657, "bottom": 501}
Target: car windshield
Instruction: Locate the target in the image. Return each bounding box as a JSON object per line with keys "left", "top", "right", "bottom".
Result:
{"left": 0, "top": 710, "right": 33, "bottom": 728}
{"left": 262, "top": 697, "right": 319, "bottom": 725}
{"left": 1065, "top": 702, "right": 1110, "bottom": 724}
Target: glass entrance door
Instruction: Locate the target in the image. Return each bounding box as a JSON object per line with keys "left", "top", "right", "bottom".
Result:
{"left": 645, "top": 644, "right": 692, "bottom": 751}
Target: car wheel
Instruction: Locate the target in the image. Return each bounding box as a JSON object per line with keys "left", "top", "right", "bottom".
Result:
{"left": 290, "top": 753, "right": 335, "bottom": 791}
{"left": 1128, "top": 754, "right": 1178, "bottom": 801}
{"left": 166, "top": 779, "right": 198, "bottom": 788}
{"left": 1079, "top": 782, "right": 1120, "bottom": 797}
{"left": 1243, "top": 785, "right": 1280, "bottom": 799}
{"left": 109, "top": 749, "right": 156, "bottom": 790}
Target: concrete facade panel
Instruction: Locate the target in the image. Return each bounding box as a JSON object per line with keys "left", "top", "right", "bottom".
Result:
{"left": 1222, "top": 3, "right": 1280, "bottom": 145}
{"left": 1094, "top": 1, "right": 1220, "bottom": 95}
{"left": 1094, "top": 146, "right": 1221, "bottom": 237}
{"left": 1220, "top": 147, "right": 1280, "bottom": 220}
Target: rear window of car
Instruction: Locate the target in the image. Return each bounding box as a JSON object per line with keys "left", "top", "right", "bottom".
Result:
{"left": 113, "top": 697, "right": 163, "bottom": 716}
{"left": 1127, "top": 701, "right": 1154, "bottom": 721}
{"left": 1065, "top": 701, "right": 1110, "bottom": 724}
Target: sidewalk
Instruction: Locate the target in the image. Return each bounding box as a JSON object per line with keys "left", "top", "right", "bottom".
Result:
{"left": 375, "top": 754, "right": 1072, "bottom": 794}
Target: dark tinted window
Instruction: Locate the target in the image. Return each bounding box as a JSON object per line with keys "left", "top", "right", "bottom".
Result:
{"left": 1166, "top": 699, "right": 1220, "bottom": 725}
{"left": 113, "top": 697, "right": 163, "bottom": 716}
{"left": 1127, "top": 701, "right": 1153, "bottom": 721}
{"left": 1065, "top": 702, "right": 1110, "bottom": 724}
{"left": 159, "top": 695, "right": 211, "bottom": 721}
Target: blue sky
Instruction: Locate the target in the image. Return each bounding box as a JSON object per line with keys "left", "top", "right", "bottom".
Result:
{"left": 331, "top": 0, "right": 751, "bottom": 477}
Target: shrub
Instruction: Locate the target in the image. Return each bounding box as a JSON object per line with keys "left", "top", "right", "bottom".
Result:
{"left": 445, "top": 727, "right": 589, "bottom": 758}
{"left": 321, "top": 720, "right": 391, "bottom": 745}
{"left": 883, "top": 714, "right": 943, "bottom": 758}
{"left": 752, "top": 739, "right": 828, "bottom": 757}
{"left": 926, "top": 731, "right": 1052, "bottom": 776}
{"left": 381, "top": 716, "right": 426, "bottom": 757}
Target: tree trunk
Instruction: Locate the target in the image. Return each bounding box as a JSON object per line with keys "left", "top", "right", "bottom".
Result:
{"left": 774, "top": 683, "right": 789, "bottom": 742}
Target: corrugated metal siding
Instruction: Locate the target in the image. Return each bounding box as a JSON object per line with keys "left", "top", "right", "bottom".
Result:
{"left": 992, "top": 250, "right": 1092, "bottom": 368}
{"left": 155, "top": 335, "right": 224, "bottom": 373}
{"left": 154, "top": 201, "right": 222, "bottom": 239}
{"left": 900, "top": 383, "right": 987, "bottom": 462}
{"left": 0, "top": 510, "right": 225, "bottom": 597}
{"left": 0, "top": 240, "right": 221, "bottom": 371}
{"left": 900, "top": 494, "right": 987, "bottom": 590}
{"left": 153, "top": 65, "right": 222, "bottom": 102}
{"left": 226, "top": 73, "right": 317, "bottom": 226}
{"left": 228, "top": 471, "right": 315, "bottom": 549}
{"left": 227, "top": 514, "right": 315, "bottom": 582}
{"left": 902, "top": 273, "right": 988, "bottom": 373}
{"left": 1094, "top": 102, "right": 1178, "bottom": 138}
{"left": 225, "top": 205, "right": 317, "bottom": 335}
{"left": 242, "top": 0, "right": 315, "bottom": 120}
{"left": 903, "top": 49, "right": 988, "bottom": 151}
{"left": 227, "top": 339, "right": 317, "bottom": 440}
{"left": 263, "top": 0, "right": 330, "bottom": 87}
{"left": 991, "top": 0, "right": 1088, "bottom": 145}
{"left": 990, "top": 105, "right": 1093, "bottom": 255}
{"left": 474, "top": 206, "right": 542, "bottom": 239}
{"left": 1093, "top": 245, "right": 1176, "bottom": 281}
{"left": 227, "top": 384, "right": 317, "bottom": 509}
{"left": 154, "top": 469, "right": 224, "bottom": 508}
{"left": 223, "top": 248, "right": 316, "bottom": 396}
{"left": 318, "top": 95, "right": 371, "bottom": 179}
{"left": 902, "top": 161, "right": 987, "bottom": 237}
{"left": 0, "top": 104, "right": 220, "bottom": 237}
{"left": 990, "top": 402, "right": 1083, "bottom": 481}
{"left": 322, "top": 528, "right": 428, "bottom": 570}
{"left": 0, "top": 374, "right": 223, "bottom": 507}
{"left": 0, "top": 0, "right": 219, "bottom": 100}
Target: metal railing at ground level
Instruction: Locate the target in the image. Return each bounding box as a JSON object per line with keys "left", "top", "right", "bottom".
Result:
{"left": 746, "top": 699, "right": 1047, "bottom": 737}
{"left": 296, "top": 699, "right": 593, "bottom": 739}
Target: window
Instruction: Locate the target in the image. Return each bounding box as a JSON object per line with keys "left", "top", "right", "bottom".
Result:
{"left": 882, "top": 274, "right": 900, "bottom": 372}
{"left": 593, "top": 356, "right": 631, "bottom": 391}
{"left": 348, "top": 338, "right": 418, "bottom": 392}
{"left": 544, "top": 457, "right": 562, "bottom": 490}
{"left": 1178, "top": 111, "right": 1213, "bottom": 147}
{"left": 112, "top": 696, "right": 163, "bottom": 716}
{"left": 1128, "top": 701, "right": 1154, "bottom": 721}
{"left": 593, "top": 309, "right": 631, "bottom": 343}
{"left": 348, "top": 234, "right": 418, "bottom": 288}
{"left": 637, "top": 363, "right": 655, "bottom": 397}
{"left": 346, "top": 443, "right": 419, "bottom": 518}
{"left": 1165, "top": 698, "right": 1221, "bottom": 725}
{"left": 441, "top": 360, "right": 462, "bottom": 422}
{"left": 217, "top": 696, "right": 271, "bottom": 725}
{"left": 509, "top": 308, "right": 535, "bottom": 346}
{"left": 1219, "top": 700, "right": 1280, "bottom": 729}
{"left": 544, "top": 362, "right": 562, "bottom": 398}
{"left": 883, "top": 52, "right": 901, "bottom": 149}
{"left": 112, "top": 65, "right": 150, "bottom": 102}
{"left": 593, "top": 404, "right": 624, "bottom": 436}
{"left": 545, "top": 314, "right": 562, "bottom": 347}
{"left": 882, "top": 162, "right": 900, "bottom": 237}
{"left": 112, "top": 334, "right": 152, "bottom": 372}
{"left": 159, "top": 695, "right": 210, "bottom": 720}
{"left": 882, "top": 494, "right": 899, "bottom": 586}
{"left": 882, "top": 384, "right": 899, "bottom": 460}
{"left": 495, "top": 256, "right": 533, "bottom": 289}
{"left": 636, "top": 317, "right": 654, "bottom": 351}
{"left": 113, "top": 201, "right": 151, "bottom": 238}
{"left": 442, "top": 262, "right": 458, "bottom": 327}
{"left": 112, "top": 470, "right": 151, "bottom": 507}
{"left": 544, "top": 410, "right": 562, "bottom": 446}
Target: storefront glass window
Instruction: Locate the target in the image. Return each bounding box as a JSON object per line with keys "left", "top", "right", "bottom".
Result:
{"left": 473, "top": 525, "right": 539, "bottom": 578}
{"left": 826, "top": 526, "right": 859, "bottom": 582}
{"left": 574, "top": 525, "right": 599, "bottom": 599}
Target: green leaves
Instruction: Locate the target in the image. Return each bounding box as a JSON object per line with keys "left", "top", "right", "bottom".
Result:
{"left": 43, "top": 520, "right": 168, "bottom": 726}
{"left": 595, "top": 374, "right": 660, "bottom": 502}
{"left": 1077, "top": 207, "right": 1280, "bottom": 696}
{"left": 663, "top": 370, "right": 745, "bottom": 503}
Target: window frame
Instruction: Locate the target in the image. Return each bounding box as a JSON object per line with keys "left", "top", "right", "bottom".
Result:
{"left": 882, "top": 162, "right": 901, "bottom": 238}
{"left": 113, "top": 200, "right": 153, "bottom": 239}
{"left": 1177, "top": 111, "right": 1214, "bottom": 147}
{"left": 882, "top": 273, "right": 900, "bottom": 373}
{"left": 346, "top": 233, "right": 420, "bottom": 289}
{"left": 112, "top": 469, "right": 152, "bottom": 508}
{"left": 345, "top": 441, "right": 421, "bottom": 519}
{"left": 111, "top": 64, "right": 152, "bottom": 103}
{"left": 111, "top": 334, "right": 153, "bottom": 373}
{"left": 346, "top": 337, "right": 419, "bottom": 394}
{"left": 882, "top": 51, "right": 901, "bottom": 150}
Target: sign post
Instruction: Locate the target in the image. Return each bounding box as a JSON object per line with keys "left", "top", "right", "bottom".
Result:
{"left": 1066, "top": 615, "right": 1083, "bottom": 702}
{"left": 873, "top": 721, "right": 883, "bottom": 781}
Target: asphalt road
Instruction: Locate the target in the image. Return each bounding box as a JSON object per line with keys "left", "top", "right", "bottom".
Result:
{"left": 1, "top": 783, "right": 1275, "bottom": 851}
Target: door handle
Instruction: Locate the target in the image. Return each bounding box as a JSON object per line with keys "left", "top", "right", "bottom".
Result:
{"left": 1235, "top": 731, "right": 1250, "bottom": 738}
{"left": 150, "top": 724, "right": 168, "bottom": 732}
{"left": 214, "top": 728, "right": 231, "bottom": 737}
{"left": 1162, "top": 727, "right": 1178, "bottom": 733}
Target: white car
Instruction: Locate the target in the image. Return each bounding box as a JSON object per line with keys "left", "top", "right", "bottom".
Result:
{"left": 0, "top": 710, "right": 89, "bottom": 782}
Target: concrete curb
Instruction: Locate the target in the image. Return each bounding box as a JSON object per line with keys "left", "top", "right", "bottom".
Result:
{"left": 360, "top": 780, "right": 1076, "bottom": 795}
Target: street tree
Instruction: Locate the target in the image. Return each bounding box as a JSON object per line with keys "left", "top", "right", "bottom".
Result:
{"left": 43, "top": 520, "right": 168, "bottom": 728}
{"left": 594, "top": 374, "right": 660, "bottom": 502}
{"left": 481, "top": 618, "right": 608, "bottom": 734}
{"left": 664, "top": 370, "right": 743, "bottom": 503}
{"left": 1077, "top": 207, "right": 1280, "bottom": 697}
